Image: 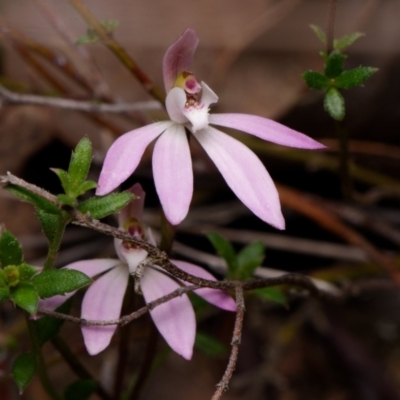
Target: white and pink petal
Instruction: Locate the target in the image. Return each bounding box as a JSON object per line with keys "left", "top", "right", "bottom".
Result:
{"left": 96, "top": 121, "right": 173, "bottom": 196}
{"left": 193, "top": 126, "right": 285, "bottom": 229}
{"left": 81, "top": 264, "right": 129, "bottom": 355}
{"left": 153, "top": 123, "right": 193, "bottom": 225}
{"left": 141, "top": 267, "right": 196, "bottom": 360}
{"left": 209, "top": 114, "right": 325, "bottom": 149}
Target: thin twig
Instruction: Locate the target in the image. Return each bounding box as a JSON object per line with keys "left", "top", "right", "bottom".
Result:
{"left": 37, "top": 285, "right": 201, "bottom": 326}
{"left": 211, "top": 285, "right": 245, "bottom": 400}
{"left": 69, "top": 0, "right": 165, "bottom": 104}
{"left": 0, "top": 173, "right": 340, "bottom": 297}
{"left": 326, "top": 0, "right": 338, "bottom": 54}
{"left": 0, "top": 84, "right": 161, "bottom": 113}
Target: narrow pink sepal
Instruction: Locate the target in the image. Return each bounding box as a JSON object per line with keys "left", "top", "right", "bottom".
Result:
{"left": 172, "top": 260, "right": 236, "bottom": 311}
{"left": 209, "top": 114, "right": 325, "bottom": 149}
{"left": 38, "top": 259, "right": 118, "bottom": 311}
{"left": 194, "top": 127, "right": 285, "bottom": 229}
{"left": 96, "top": 121, "right": 173, "bottom": 196}
{"left": 141, "top": 267, "right": 196, "bottom": 360}
{"left": 118, "top": 183, "right": 146, "bottom": 227}
{"left": 153, "top": 124, "right": 193, "bottom": 225}
{"left": 81, "top": 265, "right": 129, "bottom": 355}
{"left": 163, "top": 29, "right": 199, "bottom": 92}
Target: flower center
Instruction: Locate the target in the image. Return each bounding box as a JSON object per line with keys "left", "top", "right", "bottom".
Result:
{"left": 174, "top": 71, "right": 202, "bottom": 105}
{"left": 122, "top": 217, "right": 145, "bottom": 250}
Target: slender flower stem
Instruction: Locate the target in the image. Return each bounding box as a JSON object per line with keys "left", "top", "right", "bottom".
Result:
{"left": 129, "top": 321, "right": 159, "bottom": 400}
{"left": 26, "top": 317, "right": 61, "bottom": 400}
{"left": 326, "top": 0, "right": 338, "bottom": 54}
{"left": 160, "top": 212, "right": 176, "bottom": 255}
{"left": 113, "top": 279, "right": 135, "bottom": 399}
{"left": 51, "top": 336, "right": 111, "bottom": 400}
{"left": 336, "top": 120, "right": 353, "bottom": 200}
{"left": 69, "top": 0, "right": 165, "bottom": 104}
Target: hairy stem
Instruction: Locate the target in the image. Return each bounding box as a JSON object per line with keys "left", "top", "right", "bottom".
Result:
{"left": 326, "top": 0, "right": 338, "bottom": 54}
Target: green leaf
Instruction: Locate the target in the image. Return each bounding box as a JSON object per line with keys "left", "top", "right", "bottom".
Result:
{"left": 36, "top": 299, "right": 72, "bottom": 346}
{"left": 68, "top": 137, "right": 92, "bottom": 196}
{"left": 36, "top": 209, "right": 65, "bottom": 246}
{"left": 0, "top": 230, "right": 23, "bottom": 267}
{"left": 236, "top": 241, "right": 265, "bottom": 280}
{"left": 335, "top": 66, "right": 378, "bottom": 89}
{"left": 310, "top": 24, "right": 326, "bottom": 43}
{"left": 252, "top": 287, "right": 288, "bottom": 306}
{"left": 0, "top": 287, "right": 10, "bottom": 302}
{"left": 334, "top": 32, "right": 364, "bottom": 50}
{"left": 64, "top": 379, "right": 97, "bottom": 400}
{"left": 324, "top": 50, "right": 346, "bottom": 78}
{"left": 77, "top": 192, "right": 135, "bottom": 219}
{"left": 51, "top": 168, "right": 70, "bottom": 193}
{"left": 12, "top": 352, "right": 36, "bottom": 393}
{"left": 56, "top": 194, "right": 77, "bottom": 206}
{"left": 11, "top": 283, "right": 38, "bottom": 314}
{"left": 206, "top": 233, "right": 238, "bottom": 275}
{"left": 32, "top": 269, "right": 91, "bottom": 299}
{"left": 75, "top": 180, "right": 97, "bottom": 197}
{"left": 18, "top": 264, "right": 37, "bottom": 281}
{"left": 6, "top": 185, "right": 60, "bottom": 214}
{"left": 194, "top": 332, "right": 227, "bottom": 357}
{"left": 302, "top": 71, "right": 330, "bottom": 90}
{"left": 324, "top": 87, "right": 345, "bottom": 121}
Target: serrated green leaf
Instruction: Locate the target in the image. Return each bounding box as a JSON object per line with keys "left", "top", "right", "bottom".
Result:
{"left": 303, "top": 71, "right": 331, "bottom": 90}
{"left": 77, "top": 192, "right": 135, "bottom": 219}
{"left": 64, "top": 379, "right": 97, "bottom": 400}
{"left": 324, "top": 87, "right": 345, "bottom": 121}
{"left": 76, "top": 180, "right": 97, "bottom": 197}
{"left": 195, "top": 332, "right": 227, "bottom": 357}
{"left": 18, "top": 264, "right": 37, "bottom": 281}
{"left": 310, "top": 24, "right": 326, "bottom": 43}
{"left": 11, "top": 283, "right": 38, "bottom": 314}
{"left": 51, "top": 168, "right": 70, "bottom": 193}
{"left": 324, "top": 50, "right": 346, "bottom": 78}
{"left": 0, "top": 287, "right": 9, "bottom": 301}
{"left": 56, "top": 194, "right": 77, "bottom": 206}
{"left": 6, "top": 185, "right": 60, "bottom": 214}
{"left": 0, "top": 230, "right": 23, "bottom": 267}
{"left": 236, "top": 241, "right": 265, "bottom": 280}
{"left": 32, "top": 269, "right": 91, "bottom": 299}
{"left": 36, "top": 209, "right": 63, "bottom": 246}
{"left": 335, "top": 66, "right": 377, "bottom": 89}
{"left": 334, "top": 32, "right": 364, "bottom": 50}
{"left": 252, "top": 287, "right": 288, "bottom": 306}
{"left": 68, "top": 137, "right": 92, "bottom": 197}
{"left": 36, "top": 299, "right": 72, "bottom": 346}
{"left": 206, "top": 233, "right": 238, "bottom": 275}
{"left": 12, "top": 352, "right": 36, "bottom": 392}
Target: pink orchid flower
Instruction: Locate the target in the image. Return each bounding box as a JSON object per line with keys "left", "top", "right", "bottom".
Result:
{"left": 40, "top": 184, "right": 236, "bottom": 360}
{"left": 96, "top": 29, "right": 324, "bottom": 228}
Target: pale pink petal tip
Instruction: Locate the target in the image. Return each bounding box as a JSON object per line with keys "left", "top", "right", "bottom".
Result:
{"left": 141, "top": 268, "right": 196, "bottom": 359}
{"left": 163, "top": 29, "right": 199, "bottom": 92}
{"left": 172, "top": 260, "right": 237, "bottom": 312}
{"left": 118, "top": 183, "right": 146, "bottom": 226}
